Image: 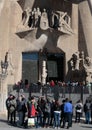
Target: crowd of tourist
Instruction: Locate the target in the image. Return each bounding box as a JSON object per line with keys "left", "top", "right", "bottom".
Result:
{"left": 5, "top": 94, "right": 92, "bottom": 129}
{"left": 13, "top": 80, "right": 91, "bottom": 94}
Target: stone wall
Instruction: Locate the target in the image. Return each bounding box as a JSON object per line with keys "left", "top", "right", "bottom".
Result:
{"left": 0, "top": 0, "right": 79, "bottom": 83}
{"left": 79, "top": 1, "right": 92, "bottom": 58}
{"left": 0, "top": 0, "right": 91, "bottom": 113}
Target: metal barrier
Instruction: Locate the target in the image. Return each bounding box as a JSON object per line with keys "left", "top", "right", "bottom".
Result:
{"left": 13, "top": 83, "right": 91, "bottom": 96}
{"left": 28, "top": 84, "right": 90, "bottom": 94}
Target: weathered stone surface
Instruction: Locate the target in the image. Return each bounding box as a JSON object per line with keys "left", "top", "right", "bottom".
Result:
{"left": 0, "top": 0, "right": 91, "bottom": 112}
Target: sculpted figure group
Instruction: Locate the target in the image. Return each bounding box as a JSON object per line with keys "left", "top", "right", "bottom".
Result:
{"left": 84, "top": 57, "right": 92, "bottom": 83}
{"left": 70, "top": 51, "right": 92, "bottom": 83}
{"left": 21, "top": 7, "right": 72, "bottom": 34}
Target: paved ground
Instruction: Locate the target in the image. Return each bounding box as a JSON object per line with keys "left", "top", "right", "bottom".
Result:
{"left": 0, "top": 114, "right": 92, "bottom": 130}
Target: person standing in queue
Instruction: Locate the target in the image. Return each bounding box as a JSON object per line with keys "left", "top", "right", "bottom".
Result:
{"left": 62, "top": 98, "right": 73, "bottom": 129}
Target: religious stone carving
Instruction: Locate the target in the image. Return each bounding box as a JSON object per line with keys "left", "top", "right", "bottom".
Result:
{"left": 70, "top": 51, "right": 92, "bottom": 83}
{"left": 7, "top": 50, "right": 15, "bottom": 75}
{"left": 70, "top": 59, "right": 74, "bottom": 71}
{"left": 40, "top": 8, "right": 49, "bottom": 30}
{"left": 72, "top": 51, "right": 80, "bottom": 70}
{"left": 41, "top": 60, "right": 47, "bottom": 85}
{"left": 22, "top": 7, "right": 32, "bottom": 27}
{"left": 32, "top": 7, "right": 41, "bottom": 28}
{"left": 20, "top": 7, "right": 73, "bottom": 34}
{"left": 84, "top": 57, "right": 92, "bottom": 83}
{"left": 56, "top": 11, "right": 73, "bottom": 34}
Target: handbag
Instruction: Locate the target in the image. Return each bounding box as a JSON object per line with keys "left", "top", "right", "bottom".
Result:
{"left": 28, "top": 117, "right": 35, "bottom": 126}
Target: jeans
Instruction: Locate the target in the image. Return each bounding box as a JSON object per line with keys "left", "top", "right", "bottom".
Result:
{"left": 18, "top": 111, "right": 23, "bottom": 126}
{"left": 37, "top": 114, "right": 43, "bottom": 126}
{"left": 85, "top": 111, "right": 91, "bottom": 124}
{"left": 54, "top": 112, "right": 61, "bottom": 127}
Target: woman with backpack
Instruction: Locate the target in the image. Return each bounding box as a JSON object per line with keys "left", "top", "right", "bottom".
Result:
{"left": 75, "top": 100, "right": 83, "bottom": 123}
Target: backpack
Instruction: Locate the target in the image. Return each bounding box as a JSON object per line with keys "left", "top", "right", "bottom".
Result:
{"left": 45, "top": 102, "right": 51, "bottom": 113}
{"left": 76, "top": 104, "right": 81, "bottom": 110}
{"left": 6, "top": 99, "right": 11, "bottom": 109}
{"left": 9, "top": 99, "right": 16, "bottom": 113}
{"left": 84, "top": 103, "right": 90, "bottom": 112}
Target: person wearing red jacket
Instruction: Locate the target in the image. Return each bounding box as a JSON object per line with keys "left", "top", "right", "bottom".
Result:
{"left": 27, "top": 97, "right": 37, "bottom": 118}
{"left": 27, "top": 97, "right": 38, "bottom": 128}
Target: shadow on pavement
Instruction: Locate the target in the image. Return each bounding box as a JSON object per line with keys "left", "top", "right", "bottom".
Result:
{"left": 0, "top": 119, "right": 7, "bottom": 123}
{"left": 80, "top": 125, "right": 92, "bottom": 128}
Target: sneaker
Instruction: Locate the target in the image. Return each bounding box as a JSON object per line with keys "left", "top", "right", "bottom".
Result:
{"left": 57, "top": 127, "right": 60, "bottom": 129}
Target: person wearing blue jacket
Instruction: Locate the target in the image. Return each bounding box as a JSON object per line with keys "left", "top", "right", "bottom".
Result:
{"left": 62, "top": 98, "right": 73, "bottom": 129}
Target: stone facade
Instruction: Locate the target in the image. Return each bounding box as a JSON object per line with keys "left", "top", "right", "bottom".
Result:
{"left": 0, "top": 0, "right": 92, "bottom": 112}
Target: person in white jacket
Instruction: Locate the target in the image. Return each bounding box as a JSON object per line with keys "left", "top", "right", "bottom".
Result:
{"left": 75, "top": 100, "right": 83, "bottom": 123}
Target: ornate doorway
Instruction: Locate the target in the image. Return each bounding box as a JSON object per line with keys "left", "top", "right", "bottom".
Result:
{"left": 22, "top": 52, "right": 65, "bottom": 84}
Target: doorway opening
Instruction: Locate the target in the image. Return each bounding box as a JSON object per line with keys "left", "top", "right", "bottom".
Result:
{"left": 47, "top": 53, "right": 65, "bottom": 82}
{"left": 22, "top": 52, "right": 38, "bottom": 84}
{"left": 22, "top": 52, "right": 65, "bottom": 84}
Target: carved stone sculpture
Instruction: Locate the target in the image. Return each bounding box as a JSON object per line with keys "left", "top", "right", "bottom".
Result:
{"left": 64, "top": 14, "right": 71, "bottom": 26}
{"left": 32, "top": 7, "right": 41, "bottom": 28}
{"left": 70, "top": 59, "right": 74, "bottom": 71}
{"left": 72, "top": 51, "right": 80, "bottom": 70}
{"left": 70, "top": 51, "right": 92, "bottom": 83}
{"left": 41, "top": 60, "right": 47, "bottom": 85}
{"left": 55, "top": 11, "right": 73, "bottom": 34}
{"left": 22, "top": 7, "right": 31, "bottom": 27}
{"left": 20, "top": 8, "right": 73, "bottom": 34}
{"left": 40, "top": 8, "right": 49, "bottom": 30}
{"left": 83, "top": 56, "right": 92, "bottom": 83}
{"left": 7, "top": 51, "right": 15, "bottom": 75}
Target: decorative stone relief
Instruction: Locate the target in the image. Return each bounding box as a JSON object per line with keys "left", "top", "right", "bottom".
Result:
{"left": 40, "top": 8, "right": 49, "bottom": 30}
{"left": 55, "top": 11, "right": 73, "bottom": 34}
{"left": 22, "top": 7, "right": 32, "bottom": 27}
{"left": 41, "top": 60, "right": 47, "bottom": 85}
{"left": 70, "top": 51, "right": 92, "bottom": 83}
{"left": 19, "top": 7, "right": 73, "bottom": 34}
{"left": 84, "top": 57, "right": 92, "bottom": 83}
{"left": 7, "top": 50, "right": 15, "bottom": 75}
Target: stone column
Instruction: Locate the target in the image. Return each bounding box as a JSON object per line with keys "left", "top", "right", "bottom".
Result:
{"left": 71, "top": 4, "right": 78, "bottom": 35}
{"left": 38, "top": 52, "right": 42, "bottom": 82}
{"left": 41, "top": 60, "right": 47, "bottom": 85}
{"left": 0, "top": 76, "right": 7, "bottom": 114}
{"left": 79, "top": 1, "right": 92, "bottom": 57}
{"left": 71, "top": 3, "right": 79, "bottom": 65}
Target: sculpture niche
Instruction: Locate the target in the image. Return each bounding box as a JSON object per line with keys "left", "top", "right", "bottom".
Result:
{"left": 21, "top": 7, "right": 73, "bottom": 34}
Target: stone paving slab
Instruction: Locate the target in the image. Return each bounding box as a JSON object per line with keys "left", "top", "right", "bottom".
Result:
{"left": 0, "top": 114, "right": 91, "bottom": 130}
{"left": 0, "top": 124, "right": 92, "bottom": 130}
